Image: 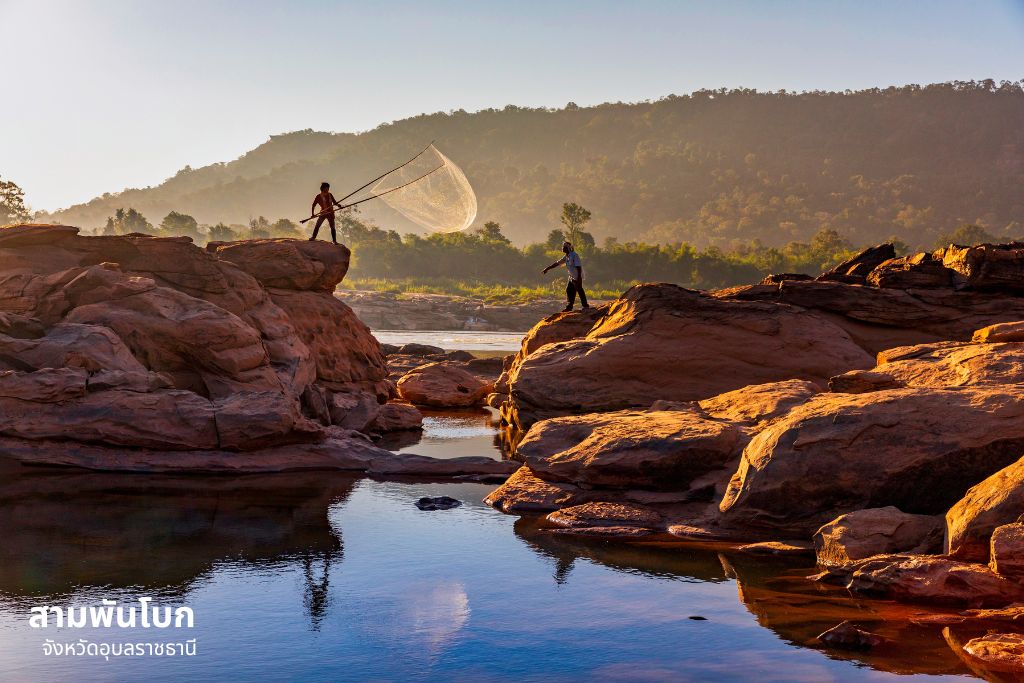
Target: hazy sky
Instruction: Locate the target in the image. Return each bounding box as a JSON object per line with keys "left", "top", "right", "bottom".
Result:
{"left": 3, "top": 0, "right": 1023, "bottom": 212}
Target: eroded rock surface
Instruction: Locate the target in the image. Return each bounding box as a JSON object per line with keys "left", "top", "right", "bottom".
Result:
{"left": 500, "top": 283, "right": 871, "bottom": 429}
{"left": 946, "top": 456, "right": 1024, "bottom": 562}
{"left": 813, "top": 507, "right": 943, "bottom": 567}
{"left": 397, "top": 362, "right": 491, "bottom": 407}
{"left": 0, "top": 225, "right": 446, "bottom": 474}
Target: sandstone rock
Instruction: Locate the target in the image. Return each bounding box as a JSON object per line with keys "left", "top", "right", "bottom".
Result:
{"left": 397, "top": 362, "right": 490, "bottom": 408}
{"left": 697, "top": 379, "right": 820, "bottom": 427}
{"left": 990, "top": 523, "right": 1024, "bottom": 581}
{"left": 974, "top": 320, "right": 1024, "bottom": 343}
{"left": 718, "top": 278, "right": 1024, "bottom": 355}
{"left": 819, "top": 243, "right": 896, "bottom": 284}
{"left": 0, "top": 430, "right": 513, "bottom": 478}
{"left": 0, "top": 323, "right": 146, "bottom": 374}
{"left": 813, "top": 507, "right": 943, "bottom": 567}
{"left": 504, "top": 284, "right": 872, "bottom": 428}
{"left": 759, "top": 273, "right": 812, "bottom": 284}
{"left": 267, "top": 288, "right": 387, "bottom": 394}
{"left": 736, "top": 541, "right": 814, "bottom": 557}
{"left": 206, "top": 239, "right": 350, "bottom": 291}
{"left": 326, "top": 389, "right": 381, "bottom": 431}
{"left": 0, "top": 226, "right": 392, "bottom": 464}
{"left": 866, "top": 252, "right": 955, "bottom": 289}
{"left": 399, "top": 342, "right": 445, "bottom": 356}
{"left": 816, "top": 554, "right": 1024, "bottom": 607}
{"left": 0, "top": 312, "right": 44, "bottom": 338}
{"left": 947, "top": 457, "right": 1024, "bottom": 562}
{"left": 720, "top": 387, "right": 1024, "bottom": 533}
{"left": 0, "top": 367, "right": 87, "bottom": 402}
{"left": 876, "top": 341, "right": 1024, "bottom": 388}
{"left": 213, "top": 391, "right": 321, "bottom": 450}
{"left": 940, "top": 243, "right": 1024, "bottom": 292}
{"left": 485, "top": 392, "right": 505, "bottom": 409}
{"left": 0, "top": 389, "right": 219, "bottom": 450}
{"left": 546, "top": 502, "right": 663, "bottom": 529}
{"left": 370, "top": 402, "right": 423, "bottom": 432}
{"left": 483, "top": 466, "right": 592, "bottom": 513}
{"left": 827, "top": 370, "right": 901, "bottom": 393}
{"left": 517, "top": 408, "right": 741, "bottom": 489}
{"left": 63, "top": 268, "right": 280, "bottom": 397}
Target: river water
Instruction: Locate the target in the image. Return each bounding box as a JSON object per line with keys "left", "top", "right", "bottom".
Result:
{"left": 0, "top": 332, "right": 999, "bottom": 681}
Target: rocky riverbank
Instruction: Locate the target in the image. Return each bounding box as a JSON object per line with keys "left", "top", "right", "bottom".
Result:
{"left": 0, "top": 224, "right": 512, "bottom": 479}
{"left": 483, "top": 241, "right": 1024, "bottom": 667}
{"left": 336, "top": 290, "right": 569, "bottom": 332}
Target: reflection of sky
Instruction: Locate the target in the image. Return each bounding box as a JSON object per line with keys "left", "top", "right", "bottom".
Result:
{"left": 0, "top": 477, "right": 972, "bottom": 681}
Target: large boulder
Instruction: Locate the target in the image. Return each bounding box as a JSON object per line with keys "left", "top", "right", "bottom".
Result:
{"left": 946, "top": 456, "right": 1024, "bottom": 561}
{"left": 875, "top": 340, "right": 1024, "bottom": 388}
{"left": 206, "top": 239, "right": 350, "bottom": 291}
{"left": 696, "top": 379, "right": 820, "bottom": 428}
{"left": 818, "top": 244, "right": 896, "bottom": 284}
{"left": 719, "top": 387, "right": 1024, "bottom": 533}
{"left": 503, "top": 284, "right": 872, "bottom": 428}
{"left": 0, "top": 226, "right": 396, "bottom": 470}
{"left": 866, "top": 252, "right": 956, "bottom": 289}
{"left": 516, "top": 407, "right": 741, "bottom": 489}
{"left": 939, "top": 243, "right": 1024, "bottom": 292}
{"left": 813, "top": 507, "right": 943, "bottom": 567}
{"left": 397, "top": 362, "right": 490, "bottom": 408}
{"left": 989, "top": 523, "right": 1024, "bottom": 581}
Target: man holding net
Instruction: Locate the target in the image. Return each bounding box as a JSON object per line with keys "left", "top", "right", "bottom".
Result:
{"left": 309, "top": 182, "right": 340, "bottom": 243}
{"left": 543, "top": 241, "right": 591, "bottom": 312}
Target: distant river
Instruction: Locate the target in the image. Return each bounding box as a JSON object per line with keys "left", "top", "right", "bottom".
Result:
{"left": 373, "top": 330, "right": 523, "bottom": 353}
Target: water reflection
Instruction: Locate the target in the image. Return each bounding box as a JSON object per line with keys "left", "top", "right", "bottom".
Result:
{"left": 377, "top": 407, "right": 514, "bottom": 461}
{"left": 512, "top": 518, "right": 992, "bottom": 678}
{"left": 0, "top": 458, "right": 1001, "bottom": 681}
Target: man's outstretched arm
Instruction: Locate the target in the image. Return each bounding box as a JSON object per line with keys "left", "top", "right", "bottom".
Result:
{"left": 311, "top": 199, "right": 320, "bottom": 217}
{"left": 542, "top": 256, "right": 566, "bottom": 274}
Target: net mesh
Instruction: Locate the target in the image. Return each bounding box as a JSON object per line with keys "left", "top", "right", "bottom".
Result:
{"left": 369, "top": 144, "right": 477, "bottom": 234}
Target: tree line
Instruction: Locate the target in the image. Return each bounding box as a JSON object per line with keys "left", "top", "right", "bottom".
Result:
{"left": 37, "top": 79, "right": 1024, "bottom": 250}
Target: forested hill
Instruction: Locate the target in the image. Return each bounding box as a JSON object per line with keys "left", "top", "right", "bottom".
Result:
{"left": 45, "top": 80, "right": 1024, "bottom": 249}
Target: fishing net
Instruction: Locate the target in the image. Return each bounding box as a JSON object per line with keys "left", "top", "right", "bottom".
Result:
{"left": 369, "top": 144, "right": 477, "bottom": 233}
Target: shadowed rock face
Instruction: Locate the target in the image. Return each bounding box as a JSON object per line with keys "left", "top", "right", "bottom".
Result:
{"left": 0, "top": 225, "right": 403, "bottom": 470}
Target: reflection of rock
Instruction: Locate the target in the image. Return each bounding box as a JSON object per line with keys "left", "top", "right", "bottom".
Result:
{"left": 0, "top": 460, "right": 354, "bottom": 596}
{"left": 814, "top": 554, "right": 1024, "bottom": 607}
{"left": 944, "top": 627, "right": 1024, "bottom": 682}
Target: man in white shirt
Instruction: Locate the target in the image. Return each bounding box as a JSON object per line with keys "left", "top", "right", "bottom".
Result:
{"left": 542, "top": 241, "right": 591, "bottom": 312}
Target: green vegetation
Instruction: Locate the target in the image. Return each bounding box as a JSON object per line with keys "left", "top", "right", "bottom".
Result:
{"left": 41, "top": 80, "right": 1024, "bottom": 250}
{"left": 0, "top": 177, "right": 30, "bottom": 225}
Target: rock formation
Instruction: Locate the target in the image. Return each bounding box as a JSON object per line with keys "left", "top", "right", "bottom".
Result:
{"left": 0, "top": 224, "right": 497, "bottom": 476}
{"left": 486, "top": 241, "right": 1024, "bottom": 611}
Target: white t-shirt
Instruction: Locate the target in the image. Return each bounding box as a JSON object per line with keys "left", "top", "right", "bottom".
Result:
{"left": 564, "top": 251, "right": 584, "bottom": 281}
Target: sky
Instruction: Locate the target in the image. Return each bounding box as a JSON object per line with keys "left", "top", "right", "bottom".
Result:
{"left": 2, "top": 0, "right": 1023, "bottom": 212}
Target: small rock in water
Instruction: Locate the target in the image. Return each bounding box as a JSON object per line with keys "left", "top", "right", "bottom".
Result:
{"left": 817, "top": 620, "right": 885, "bottom": 650}
{"left": 688, "top": 616, "right": 708, "bottom": 621}
{"left": 415, "top": 496, "right": 463, "bottom": 511}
